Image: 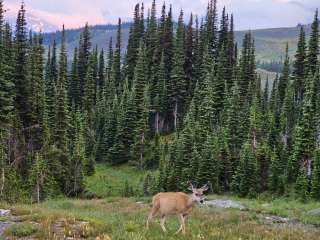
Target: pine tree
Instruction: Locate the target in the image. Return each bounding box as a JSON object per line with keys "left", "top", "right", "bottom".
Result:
{"left": 0, "top": 22, "right": 14, "bottom": 133}
{"left": 97, "top": 49, "right": 105, "bottom": 97}
{"left": 145, "top": 0, "right": 157, "bottom": 79}
{"left": 68, "top": 110, "right": 86, "bottom": 196}
{"left": 132, "top": 41, "right": 147, "bottom": 120}
{"left": 28, "top": 153, "right": 52, "bottom": 203}
{"left": 197, "top": 135, "right": 220, "bottom": 193}
{"left": 269, "top": 147, "right": 284, "bottom": 193}
{"left": 163, "top": 5, "right": 174, "bottom": 83}
{"left": 78, "top": 23, "right": 91, "bottom": 107}
{"left": 256, "top": 142, "right": 271, "bottom": 192}
{"left": 307, "top": 10, "right": 319, "bottom": 75}
{"left": 84, "top": 53, "right": 97, "bottom": 124}
{"left": 132, "top": 85, "right": 151, "bottom": 169}
{"left": 293, "top": 27, "right": 306, "bottom": 104}
{"left": 278, "top": 43, "right": 290, "bottom": 107}
{"left": 287, "top": 74, "right": 316, "bottom": 183}
{"left": 184, "top": 14, "right": 195, "bottom": 100}
{"left": 27, "top": 34, "right": 46, "bottom": 150}
{"left": 54, "top": 26, "right": 69, "bottom": 154}
{"left": 280, "top": 81, "right": 295, "bottom": 153}
{"left": 69, "top": 47, "right": 80, "bottom": 106}
{"left": 233, "top": 141, "right": 257, "bottom": 197}
{"left": 238, "top": 32, "right": 255, "bottom": 105}
{"left": 14, "top": 2, "right": 30, "bottom": 128}
{"left": 170, "top": 10, "right": 187, "bottom": 131}
{"left": 311, "top": 148, "right": 320, "bottom": 200}
{"left": 125, "top": 3, "right": 142, "bottom": 86}
{"left": 113, "top": 18, "right": 122, "bottom": 93}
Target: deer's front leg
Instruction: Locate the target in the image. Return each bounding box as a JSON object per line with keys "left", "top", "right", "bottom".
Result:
{"left": 176, "top": 214, "right": 185, "bottom": 234}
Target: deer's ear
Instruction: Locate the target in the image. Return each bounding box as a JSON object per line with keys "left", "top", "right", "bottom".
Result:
{"left": 187, "top": 181, "right": 194, "bottom": 191}
{"left": 201, "top": 183, "right": 209, "bottom": 192}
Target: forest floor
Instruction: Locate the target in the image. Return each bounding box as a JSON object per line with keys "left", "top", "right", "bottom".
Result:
{"left": 0, "top": 164, "right": 320, "bottom": 240}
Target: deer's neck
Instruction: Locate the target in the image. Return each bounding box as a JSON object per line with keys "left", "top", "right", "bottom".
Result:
{"left": 187, "top": 195, "right": 196, "bottom": 208}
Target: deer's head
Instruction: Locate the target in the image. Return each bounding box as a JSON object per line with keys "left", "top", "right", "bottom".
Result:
{"left": 187, "top": 181, "right": 209, "bottom": 204}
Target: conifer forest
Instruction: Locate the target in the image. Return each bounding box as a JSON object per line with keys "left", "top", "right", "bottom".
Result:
{"left": 0, "top": 0, "right": 320, "bottom": 204}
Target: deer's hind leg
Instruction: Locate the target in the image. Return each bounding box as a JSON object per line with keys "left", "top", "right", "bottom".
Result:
{"left": 146, "top": 202, "right": 160, "bottom": 230}
{"left": 160, "top": 215, "right": 167, "bottom": 232}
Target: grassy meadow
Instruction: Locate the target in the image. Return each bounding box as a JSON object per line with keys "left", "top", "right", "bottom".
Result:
{"left": 1, "top": 164, "right": 320, "bottom": 239}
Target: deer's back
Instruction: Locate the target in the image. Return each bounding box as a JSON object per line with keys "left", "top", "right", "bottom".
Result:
{"left": 152, "top": 192, "right": 191, "bottom": 215}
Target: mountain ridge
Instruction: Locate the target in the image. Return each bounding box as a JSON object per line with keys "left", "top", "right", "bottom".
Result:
{"left": 41, "top": 22, "right": 313, "bottom": 62}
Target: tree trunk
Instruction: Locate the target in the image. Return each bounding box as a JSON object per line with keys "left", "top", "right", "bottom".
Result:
{"left": 155, "top": 112, "right": 159, "bottom": 134}
{"left": 0, "top": 167, "right": 5, "bottom": 197}
{"left": 173, "top": 101, "right": 178, "bottom": 131}
{"left": 36, "top": 181, "right": 40, "bottom": 204}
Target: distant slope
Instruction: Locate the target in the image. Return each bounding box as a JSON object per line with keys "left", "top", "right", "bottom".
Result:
{"left": 42, "top": 23, "right": 312, "bottom": 63}
{"left": 236, "top": 25, "right": 311, "bottom": 61}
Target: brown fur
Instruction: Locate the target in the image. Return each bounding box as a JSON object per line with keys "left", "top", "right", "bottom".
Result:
{"left": 146, "top": 192, "right": 195, "bottom": 234}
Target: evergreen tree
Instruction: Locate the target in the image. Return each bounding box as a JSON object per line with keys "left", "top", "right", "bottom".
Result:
{"left": 278, "top": 44, "right": 290, "bottom": 107}
{"left": 53, "top": 27, "right": 70, "bottom": 191}
{"left": 232, "top": 141, "right": 257, "bottom": 197}
{"left": 113, "top": 18, "right": 122, "bottom": 93}
{"left": 287, "top": 74, "right": 316, "bottom": 183}
{"left": 28, "top": 153, "right": 53, "bottom": 203}
{"left": 97, "top": 49, "right": 105, "bottom": 96}
{"left": 0, "top": 22, "right": 14, "bottom": 133}
{"left": 14, "top": 3, "right": 30, "bottom": 128}
{"left": 307, "top": 10, "right": 319, "bottom": 75}
{"left": 311, "top": 148, "right": 320, "bottom": 200}
{"left": 78, "top": 23, "right": 91, "bottom": 107}
{"left": 170, "top": 10, "right": 187, "bottom": 131}
{"left": 84, "top": 53, "right": 97, "bottom": 124}
{"left": 69, "top": 47, "right": 80, "bottom": 106}
{"left": 125, "top": 3, "right": 142, "bottom": 86}
{"left": 27, "top": 34, "right": 45, "bottom": 150}
{"left": 68, "top": 110, "right": 86, "bottom": 196}
{"left": 293, "top": 27, "right": 306, "bottom": 104}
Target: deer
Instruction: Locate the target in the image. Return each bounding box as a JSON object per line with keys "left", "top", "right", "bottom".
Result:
{"left": 146, "top": 181, "right": 209, "bottom": 235}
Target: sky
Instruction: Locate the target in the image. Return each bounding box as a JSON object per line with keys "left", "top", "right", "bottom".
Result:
{"left": 3, "top": 0, "right": 320, "bottom": 31}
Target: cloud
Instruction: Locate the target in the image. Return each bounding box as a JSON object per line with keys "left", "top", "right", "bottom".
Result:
{"left": 4, "top": 0, "right": 319, "bottom": 31}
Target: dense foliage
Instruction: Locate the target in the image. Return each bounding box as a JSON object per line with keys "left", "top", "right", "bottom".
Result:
{"left": 0, "top": 0, "right": 319, "bottom": 202}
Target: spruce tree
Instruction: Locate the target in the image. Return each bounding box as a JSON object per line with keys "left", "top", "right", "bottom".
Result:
{"left": 68, "top": 110, "right": 86, "bottom": 196}
{"left": 97, "top": 49, "right": 105, "bottom": 97}
{"left": 278, "top": 43, "right": 290, "bottom": 107}
{"left": 293, "top": 27, "right": 306, "bottom": 104}
{"left": 14, "top": 2, "right": 30, "bottom": 128}
{"left": 0, "top": 22, "right": 14, "bottom": 133}
{"left": 307, "top": 10, "right": 319, "bottom": 75}
{"left": 170, "top": 10, "right": 187, "bottom": 131}
{"left": 69, "top": 47, "right": 80, "bottom": 106}
{"left": 311, "top": 148, "right": 320, "bottom": 200}
{"left": 125, "top": 3, "right": 142, "bottom": 86}
{"left": 197, "top": 135, "right": 220, "bottom": 193}
{"left": 113, "top": 18, "right": 122, "bottom": 93}
{"left": 287, "top": 74, "right": 316, "bottom": 184}
{"left": 54, "top": 26, "right": 69, "bottom": 153}
{"left": 78, "top": 23, "right": 91, "bottom": 107}
{"left": 233, "top": 141, "right": 257, "bottom": 197}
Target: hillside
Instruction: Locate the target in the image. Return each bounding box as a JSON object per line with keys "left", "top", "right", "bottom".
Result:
{"left": 43, "top": 23, "right": 311, "bottom": 62}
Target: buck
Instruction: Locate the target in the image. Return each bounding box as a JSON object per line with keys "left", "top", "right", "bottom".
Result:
{"left": 146, "top": 181, "right": 209, "bottom": 234}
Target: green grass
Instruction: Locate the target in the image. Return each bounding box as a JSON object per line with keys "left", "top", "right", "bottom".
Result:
{"left": 205, "top": 194, "right": 320, "bottom": 225}
{"left": 3, "top": 197, "right": 320, "bottom": 240}
{"left": 1, "top": 164, "right": 320, "bottom": 239}
{"left": 84, "top": 164, "right": 147, "bottom": 197}
{"left": 4, "top": 223, "right": 39, "bottom": 238}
